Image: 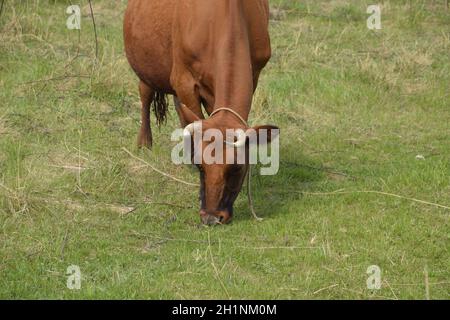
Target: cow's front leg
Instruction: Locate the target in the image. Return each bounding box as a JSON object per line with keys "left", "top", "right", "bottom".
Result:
{"left": 171, "top": 70, "right": 204, "bottom": 127}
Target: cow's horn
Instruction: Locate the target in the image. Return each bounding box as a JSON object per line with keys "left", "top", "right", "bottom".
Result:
{"left": 183, "top": 123, "right": 196, "bottom": 137}
{"left": 233, "top": 129, "right": 247, "bottom": 148}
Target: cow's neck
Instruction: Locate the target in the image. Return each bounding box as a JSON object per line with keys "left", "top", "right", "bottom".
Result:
{"left": 174, "top": 0, "right": 270, "bottom": 123}
{"left": 211, "top": 2, "right": 258, "bottom": 121}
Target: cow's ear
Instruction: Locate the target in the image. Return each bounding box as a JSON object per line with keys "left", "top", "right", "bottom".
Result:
{"left": 248, "top": 125, "right": 280, "bottom": 145}
{"left": 179, "top": 104, "right": 201, "bottom": 125}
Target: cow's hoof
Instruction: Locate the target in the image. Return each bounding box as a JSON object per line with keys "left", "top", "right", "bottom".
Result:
{"left": 137, "top": 133, "right": 152, "bottom": 149}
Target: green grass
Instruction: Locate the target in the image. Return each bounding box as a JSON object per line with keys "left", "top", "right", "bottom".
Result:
{"left": 0, "top": 0, "right": 449, "bottom": 299}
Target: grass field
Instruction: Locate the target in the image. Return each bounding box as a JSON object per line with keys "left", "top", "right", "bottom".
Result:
{"left": 0, "top": 0, "right": 449, "bottom": 299}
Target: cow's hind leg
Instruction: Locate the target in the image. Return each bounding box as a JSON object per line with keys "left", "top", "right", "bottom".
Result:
{"left": 137, "top": 81, "right": 154, "bottom": 149}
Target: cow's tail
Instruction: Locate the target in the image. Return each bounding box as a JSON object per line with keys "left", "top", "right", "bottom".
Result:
{"left": 152, "top": 91, "right": 169, "bottom": 126}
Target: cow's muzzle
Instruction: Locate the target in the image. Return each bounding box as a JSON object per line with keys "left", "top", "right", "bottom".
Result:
{"left": 200, "top": 209, "right": 232, "bottom": 225}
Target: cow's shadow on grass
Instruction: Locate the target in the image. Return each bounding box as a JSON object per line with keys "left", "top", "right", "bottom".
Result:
{"left": 233, "top": 153, "right": 333, "bottom": 223}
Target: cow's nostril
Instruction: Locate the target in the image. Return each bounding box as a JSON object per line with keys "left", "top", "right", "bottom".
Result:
{"left": 216, "top": 211, "right": 231, "bottom": 224}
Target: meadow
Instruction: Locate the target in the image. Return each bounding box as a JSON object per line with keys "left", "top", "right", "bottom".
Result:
{"left": 0, "top": 0, "right": 449, "bottom": 299}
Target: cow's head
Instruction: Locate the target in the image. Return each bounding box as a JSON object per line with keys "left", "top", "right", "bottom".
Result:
{"left": 179, "top": 104, "right": 279, "bottom": 225}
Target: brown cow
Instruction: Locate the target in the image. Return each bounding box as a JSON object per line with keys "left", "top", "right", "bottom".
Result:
{"left": 124, "top": 0, "right": 279, "bottom": 225}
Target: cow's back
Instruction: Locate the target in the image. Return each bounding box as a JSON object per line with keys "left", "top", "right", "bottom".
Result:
{"left": 124, "top": 0, "right": 176, "bottom": 93}
{"left": 124, "top": 0, "right": 271, "bottom": 111}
